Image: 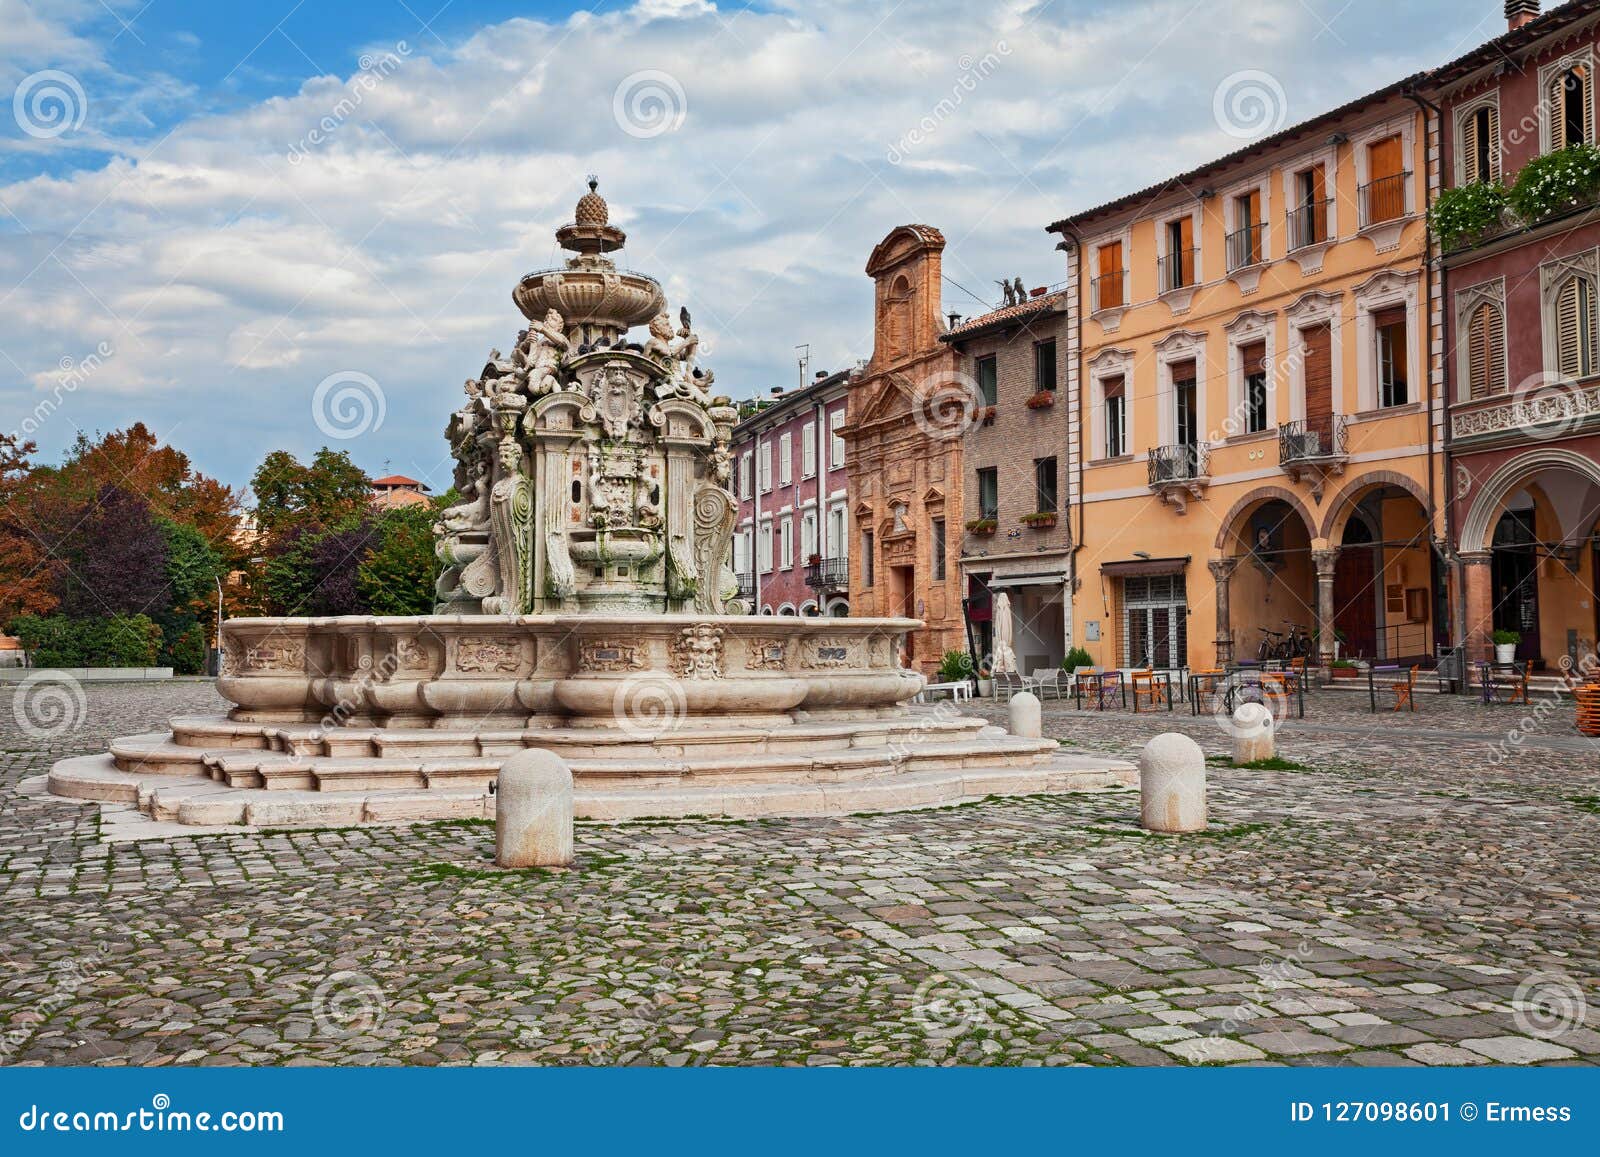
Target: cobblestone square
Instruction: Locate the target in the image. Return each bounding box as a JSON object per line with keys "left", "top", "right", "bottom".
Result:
{"left": 2, "top": 681, "right": 1596, "bottom": 1067}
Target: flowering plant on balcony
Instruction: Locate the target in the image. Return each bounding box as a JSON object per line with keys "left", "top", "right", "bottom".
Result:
{"left": 1020, "top": 511, "right": 1057, "bottom": 528}
{"left": 1428, "top": 180, "right": 1508, "bottom": 251}
{"left": 1024, "top": 390, "right": 1055, "bottom": 409}
{"left": 978, "top": 405, "right": 998, "bottom": 424}
{"left": 1507, "top": 143, "right": 1600, "bottom": 227}
{"left": 965, "top": 517, "right": 997, "bottom": 535}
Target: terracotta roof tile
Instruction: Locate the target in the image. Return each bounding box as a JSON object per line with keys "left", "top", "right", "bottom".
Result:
{"left": 942, "top": 290, "right": 1067, "bottom": 341}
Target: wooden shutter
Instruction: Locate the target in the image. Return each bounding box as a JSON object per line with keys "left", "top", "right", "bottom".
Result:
{"left": 1169, "top": 358, "right": 1196, "bottom": 386}
{"left": 1097, "top": 241, "right": 1123, "bottom": 310}
{"left": 1487, "top": 104, "right": 1502, "bottom": 179}
{"left": 1467, "top": 304, "right": 1506, "bottom": 399}
{"left": 1552, "top": 72, "right": 1568, "bottom": 151}
{"left": 1302, "top": 323, "right": 1333, "bottom": 420}
{"left": 1462, "top": 111, "right": 1480, "bottom": 183}
{"left": 1240, "top": 341, "right": 1266, "bottom": 377}
{"left": 1584, "top": 66, "right": 1595, "bottom": 145}
{"left": 1557, "top": 279, "right": 1583, "bottom": 378}
{"left": 1370, "top": 135, "right": 1402, "bottom": 181}
{"left": 1372, "top": 305, "right": 1407, "bottom": 331}
{"left": 1103, "top": 374, "right": 1125, "bottom": 399}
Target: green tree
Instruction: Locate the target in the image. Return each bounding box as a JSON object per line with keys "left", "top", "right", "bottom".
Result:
{"left": 357, "top": 506, "right": 440, "bottom": 615}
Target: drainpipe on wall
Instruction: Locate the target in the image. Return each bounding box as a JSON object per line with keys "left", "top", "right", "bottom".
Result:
{"left": 753, "top": 429, "right": 764, "bottom": 613}
{"left": 1054, "top": 230, "right": 1086, "bottom": 644}
{"left": 1405, "top": 83, "right": 1459, "bottom": 671}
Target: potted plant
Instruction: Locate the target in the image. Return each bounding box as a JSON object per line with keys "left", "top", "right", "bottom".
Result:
{"left": 1330, "top": 658, "right": 1360, "bottom": 680}
{"left": 1020, "top": 511, "right": 1058, "bottom": 529}
{"left": 976, "top": 661, "right": 995, "bottom": 698}
{"left": 938, "top": 649, "right": 974, "bottom": 688}
{"left": 1061, "top": 646, "right": 1092, "bottom": 673}
{"left": 1025, "top": 390, "right": 1055, "bottom": 409}
{"left": 979, "top": 405, "right": 998, "bottom": 425}
{"left": 1492, "top": 629, "right": 1521, "bottom": 665}
{"left": 965, "top": 517, "right": 997, "bottom": 536}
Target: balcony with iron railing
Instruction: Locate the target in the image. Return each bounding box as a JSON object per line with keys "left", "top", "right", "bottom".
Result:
{"left": 1158, "top": 248, "right": 1198, "bottom": 294}
{"left": 1146, "top": 442, "right": 1209, "bottom": 513}
{"left": 1091, "top": 269, "right": 1127, "bottom": 313}
{"left": 804, "top": 556, "right": 849, "bottom": 591}
{"left": 1225, "top": 222, "right": 1267, "bottom": 271}
{"left": 735, "top": 573, "right": 755, "bottom": 601}
{"left": 1278, "top": 414, "right": 1349, "bottom": 464}
{"left": 1287, "top": 199, "right": 1333, "bottom": 251}
{"left": 1359, "top": 172, "right": 1410, "bottom": 229}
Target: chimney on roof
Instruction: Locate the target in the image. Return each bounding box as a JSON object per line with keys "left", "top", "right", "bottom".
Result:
{"left": 1506, "top": 1, "right": 1539, "bottom": 31}
{"left": 814, "top": 370, "right": 828, "bottom": 379}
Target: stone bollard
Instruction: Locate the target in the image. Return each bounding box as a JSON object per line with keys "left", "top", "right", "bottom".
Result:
{"left": 494, "top": 750, "right": 574, "bottom": 868}
{"left": 1140, "top": 732, "right": 1207, "bottom": 833}
{"left": 1231, "top": 702, "right": 1275, "bottom": 765}
{"left": 1009, "top": 690, "right": 1042, "bottom": 739}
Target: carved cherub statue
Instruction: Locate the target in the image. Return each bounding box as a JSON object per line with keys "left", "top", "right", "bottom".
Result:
{"left": 644, "top": 310, "right": 675, "bottom": 364}
{"left": 438, "top": 457, "right": 491, "bottom": 534}
{"left": 521, "top": 307, "right": 568, "bottom": 396}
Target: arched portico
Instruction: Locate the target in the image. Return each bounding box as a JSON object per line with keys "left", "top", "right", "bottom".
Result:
{"left": 1212, "top": 488, "right": 1320, "bottom": 664}
{"left": 1317, "top": 470, "right": 1439, "bottom": 663}
{"left": 1459, "top": 448, "right": 1600, "bottom": 666}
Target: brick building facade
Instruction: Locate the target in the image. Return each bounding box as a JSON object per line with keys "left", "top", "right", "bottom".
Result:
{"left": 731, "top": 371, "right": 852, "bottom": 616}
{"left": 942, "top": 289, "right": 1076, "bottom": 671}
{"left": 843, "top": 225, "right": 965, "bottom": 674}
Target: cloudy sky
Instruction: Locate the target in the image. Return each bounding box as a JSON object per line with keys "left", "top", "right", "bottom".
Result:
{"left": 0, "top": 0, "right": 1513, "bottom": 493}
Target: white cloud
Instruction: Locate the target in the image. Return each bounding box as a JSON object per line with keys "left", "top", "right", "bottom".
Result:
{"left": 0, "top": 0, "right": 1483, "bottom": 485}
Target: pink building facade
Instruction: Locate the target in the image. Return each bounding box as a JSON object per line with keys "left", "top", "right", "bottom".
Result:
{"left": 731, "top": 370, "right": 853, "bottom": 616}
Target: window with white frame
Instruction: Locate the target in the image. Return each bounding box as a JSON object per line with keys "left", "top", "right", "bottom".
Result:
{"left": 778, "top": 432, "right": 792, "bottom": 485}
{"left": 1103, "top": 374, "right": 1127, "bottom": 458}
{"left": 733, "top": 530, "right": 751, "bottom": 576}
{"left": 801, "top": 421, "right": 816, "bottom": 477}
{"left": 758, "top": 442, "right": 772, "bottom": 492}
{"left": 828, "top": 504, "right": 847, "bottom": 561}
{"left": 801, "top": 510, "right": 817, "bottom": 561}
{"left": 1242, "top": 341, "right": 1269, "bottom": 433}
{"left": 739, "top": 451, "right": 752, "bottom": 499}
{"left": 759, "top": 520, "right": 774, "bottom": 572}
{"left": 829, "top": 409, "right": 845, "bottom": 468}
{"left": 779, "top": 516, "right": 793, "bottom": 569}
{"left": 1374, "top": 305, "right": 1409, "bottom": 407}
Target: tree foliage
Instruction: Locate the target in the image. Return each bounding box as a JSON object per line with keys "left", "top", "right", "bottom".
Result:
{"left": 357, "top": 505, "right": 441, "bottom": 616}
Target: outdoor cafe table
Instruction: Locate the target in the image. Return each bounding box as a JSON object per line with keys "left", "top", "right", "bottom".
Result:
{"left": 1074, "top": 669, "right": 1126, "bottom": 711}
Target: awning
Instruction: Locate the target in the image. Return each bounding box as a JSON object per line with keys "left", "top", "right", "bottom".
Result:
{"left": 1099, "top": 556, "right": 1189, "bottom": 578}
{"left": 985, "top": 570, "right": 1069, "bottom": 590}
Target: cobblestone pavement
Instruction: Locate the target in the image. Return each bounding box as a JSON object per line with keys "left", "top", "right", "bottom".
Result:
{"left": 1, "top": 680, "right": 1597, "bottom": 1067}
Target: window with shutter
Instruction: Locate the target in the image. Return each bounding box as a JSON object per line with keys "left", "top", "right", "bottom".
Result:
{"left": 1241, "top": 340, "right": 1268, "bottom": 433}
{"left": 1462, "top": 110, "right": 1480, "bottom": 184}
{"left": 1466, "top": 303, "right": 1506, "bottom": 399}
{"left": 1555, "top": 276, "right": 1598, "bottom": 379}
{"left": 1485, "top": 105, "right": 1501, "bottom": 179}
{"left": 1552, "top": 66, "right": 1594, "bottom": 151}
{"left": 1103, "top": 375, "right": 1126, "bottom": 457}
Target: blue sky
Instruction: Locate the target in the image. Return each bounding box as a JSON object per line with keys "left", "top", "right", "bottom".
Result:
{"left": 0, "top": 0, "right": 1513, "bottom": 494}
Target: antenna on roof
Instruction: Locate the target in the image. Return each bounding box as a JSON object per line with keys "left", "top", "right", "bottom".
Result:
{"left": 795, "top": 343, "right": 810, "bottom": 391}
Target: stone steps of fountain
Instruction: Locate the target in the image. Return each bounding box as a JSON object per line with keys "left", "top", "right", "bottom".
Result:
{"left": 44, "top": 750, "right": 1135, "bottom": 831}
{"left": 109, "top": 727, "right": 1060, "bottom": 793}
{"left": 156, "top": 712, "right": 1000, "bottom": 763}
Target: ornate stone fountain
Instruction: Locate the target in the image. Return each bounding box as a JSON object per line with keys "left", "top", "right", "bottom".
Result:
{"left": 45, "top": 181, "right": 1133, "bottom": 829}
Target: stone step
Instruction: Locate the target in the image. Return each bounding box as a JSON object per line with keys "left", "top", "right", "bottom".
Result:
{"left": 48, "top": 751, "right": 1135, "bottom": 832}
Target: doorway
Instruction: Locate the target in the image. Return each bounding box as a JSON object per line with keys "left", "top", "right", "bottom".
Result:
{"left": 1492, "top": 508, "right": 1541, "bottom": 664}
{"left": 1334, "top": 517, "right": 1378, "bottom": 659}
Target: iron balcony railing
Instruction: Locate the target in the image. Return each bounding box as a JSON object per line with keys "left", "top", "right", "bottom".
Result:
{"left": 1359, "top": 172, "right": 1409, "bottom": 228}
{"left": 1147, "top": 442, "right": 1209, "bottom": 486}
{"left": 804, "top": 556, "right": 849, "bottom": 591}
{"left": 1225, "top": 222, "right": 1267, "bottom": 271}
{"left": 735, "top": 573, "right": 755, "bottom": 600}
{"left": 1158, "top": 247, "right": 1198, "bottom": 293}
{"left": 1090, "top": 269, "right": 1126, "bottom": 312}
{"left": 1287, "top": 198, "right": 1333, "bottom": 250}
{"left": 1278, "top": 414, "right": 1349, "bottom": 464}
